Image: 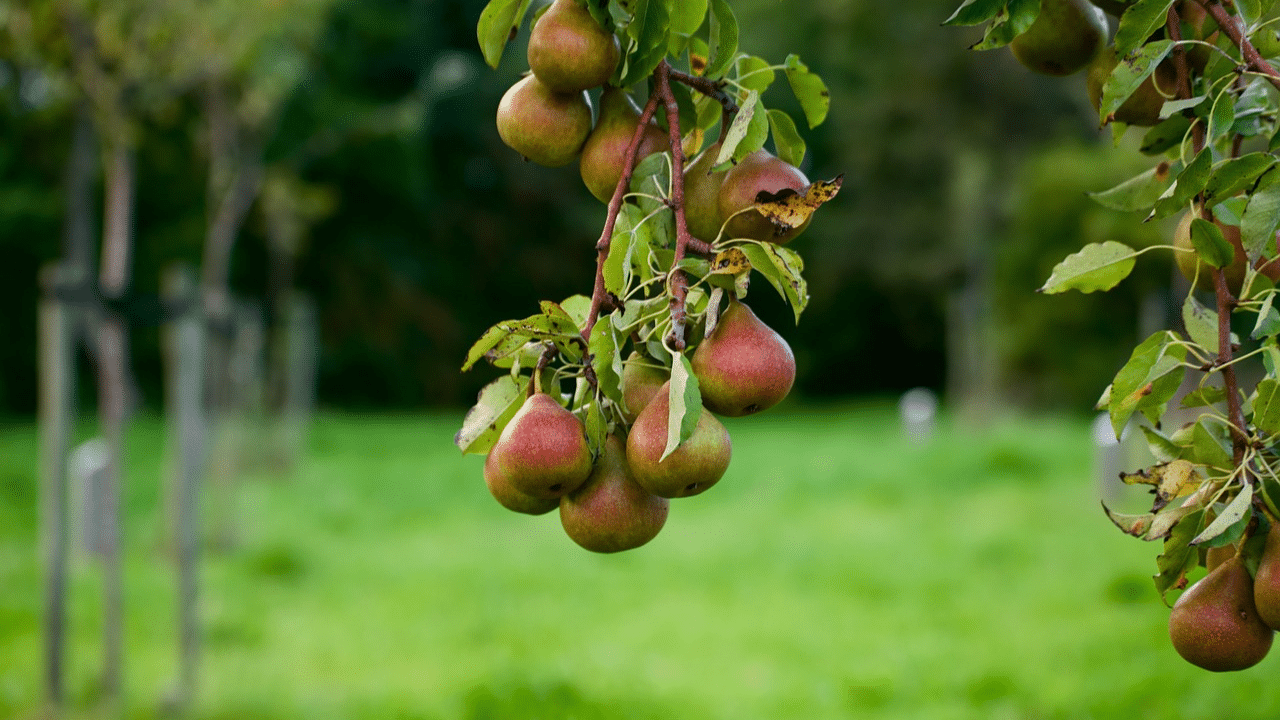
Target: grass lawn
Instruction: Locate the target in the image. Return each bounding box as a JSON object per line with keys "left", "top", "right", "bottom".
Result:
{"left": 2, "top": 403, "right": 1278, "bottom": 719}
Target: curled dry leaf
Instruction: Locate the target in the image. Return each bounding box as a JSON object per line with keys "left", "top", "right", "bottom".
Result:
{"left": 753, "top": 174, "right": 844, "bottom": 234}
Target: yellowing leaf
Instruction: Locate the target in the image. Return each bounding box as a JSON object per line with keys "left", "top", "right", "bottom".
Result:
{"left": 751, "top": 175, "right": 843, "bottom": 237}
{"left": 709, "top": 247, "right": 751, "bottom": 276}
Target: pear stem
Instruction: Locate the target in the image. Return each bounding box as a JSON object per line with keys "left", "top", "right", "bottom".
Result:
{"left": 655, "top": 60, "right": 695, "bottom": 351}
{"left": 1193, "top": 0, "right": 1280, "bottom": 92}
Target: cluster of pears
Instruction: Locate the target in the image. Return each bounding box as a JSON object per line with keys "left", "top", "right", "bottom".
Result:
{"left": 482, "top": 296, "right": 795, "bottom": 553}
{"left": 1168, "top": 524, "right": 1280, "bottom": 671}
{"left": 1005, "top": 0, "right": 1216, "bottom": 128}
{"left": 495, "top": 0, "right": 814, "bottom": 243}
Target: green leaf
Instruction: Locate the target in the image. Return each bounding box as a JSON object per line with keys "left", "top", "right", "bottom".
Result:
{"left": 1242, "top": 166, "right": 1280, "bottom": 259}
{"left": 735, "top": 55, "right": 775, "bottom": 93}
{"left": 738, "top": 242, "right": 809, "bottom": 323}
{"left": 1189, "top": 217, "right": 1234, "bottom": 268}
{"left": 1181, "top": 385, "right": 1226, "bottom": 409}
{"left": 1101, "top": 40, "right": 1174, "bottom": 127}
{"left": 766, "top": 109, "right": 806, "bottom": 167}
{"left": 1206, "top": 86, "right": 1237, "bottom": 145}
{"left": 1140, "top": 116, "right": 1193, "bottom": 156}
{"left": 661, "top": 352, "right": 702, "bottom": 461}
{"left": 1203, "top": 153, "right": 1276, "bottom": 208}
{"left": 1087, "top": 162, "right": 1177, "bottom": 212}
{"left": 1152, "top": 147, "right": 1211, "bottom": 220}
{"left": 1109, "top": 331, "right": 1187, "bottom": 437}
{"left": 1192, "top": 485, "right": 1253, "bottom": 547}
{"left": 584, "top": 398, "right": 609, "bottom": 460}
{"left": 714, "top": 90, "right": 767, "bottom": 167}
{"left": 1254, "top": 292, "right": 1280, "bottom": 339}
{"left": 540, "top": 300, "right": 583, "bottom": 334}
{"left": 1254, "top": 379, "right": 1280, "bottom": 436}
{"left": 1155, "top": 509, "right": 1205, "bottom": 604}
{"left": 970, "top": 0, "right": 1041, "bottom": 51}
{"left": 604, "top": 221, "right": 635, "bottom": 296}
{"left": 476, "top": 0, "right": 534, "bottom": 69}
{"left": 1039, "top": 241, "right": 1138, "bottom": 294}
{"left": 1182, "top": 294, "right": 1219, "bottom": 354}
{"left": 783, "top": 54, "right": 830, "bottom": 128}
{"left": 1114, "top": 0, "right": 1176, "bottom": 57}
{"left": 706, "top": 0, "right": 739, "bottom": 80}
{"left": 1104, "top": 503, "right": 1156, "bottom": 538}
{"left": 463, "top": 323, "right": 516, "bottom": 372}
{"left": 943, "top": 0, "right": 1006, "bottom": 25}
{"left": 1141, "top": 425, "right": 1184, "bottom": 462}
{"left": 454, "top": 375, "right": 530, "bottom": 454}
{"left": 622, "top": 0, "right": 673, "bottom": 86}
{"left": 668, "top": 0, "right": 707, "bottom": 52}
{"left": 590, "top": 319, "right": 625, "bottom": 409}
{"left": 1239, "top": 0, "right": 1263, "bottom": 26}
{"left": 1192, "top": 419, "right": 1233, "bottom": 471}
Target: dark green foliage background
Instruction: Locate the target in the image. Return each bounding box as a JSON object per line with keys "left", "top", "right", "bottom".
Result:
{"left": 0, "top": 0, "right": 1172, "bottom": 413}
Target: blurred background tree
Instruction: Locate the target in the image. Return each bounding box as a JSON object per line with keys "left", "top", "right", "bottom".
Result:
{"left": 0, "top": 0, "right": 1176, "bottom": 417}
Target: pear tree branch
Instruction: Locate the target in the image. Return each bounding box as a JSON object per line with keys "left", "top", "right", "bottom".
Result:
{"left": 655, "top": 60, "right": 695, "bottom": 351}
{"left": 1193, "top": 0, "right": 1280, "bottom": 91}
{"left": 669, "top": 68, "right": 740, "bottom": 131}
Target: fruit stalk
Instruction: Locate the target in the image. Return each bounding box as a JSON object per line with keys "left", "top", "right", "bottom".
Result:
{"left": 1193, "top": 0, "right": 1280, "bottom": 91}
{"left": 655, "top": 60, "right": 695, "bottom": 351}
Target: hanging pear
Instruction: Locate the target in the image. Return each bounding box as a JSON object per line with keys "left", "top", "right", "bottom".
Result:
{"left": 496, "top": 75, "right": 593, "bottom": 168}
{"left": 621, "top": 352, "right": 668, "bottom": 421}
{"left": 1009, "top": 0, "right": 1107, "bottom": 76}
{"left": 560, "top": 434, "right": 669, "bottom": 553}
{"left": 1168, "top": 555, "right": 1274, "bottom": 671}
{"left": 484, "top": 450, "right": 561, "bottom": 515}
{"left": 691, "top": 298, "right": 795, "bottom": 417}
{"left": 1253, "top": 523, "right": 1280, "bottom": 630}
{"left": 579, "top": 87, "right": 669, "bottom": 202}
{"left": 484, "top": 392, "right": 593, "bottom": 501}
{"left": 683, "top": 142, "right": 729, "bottom": 243}
{"left": 716, "top": 150, "right": 811, "bottom": 244}
{"left": 626, "top": 382, "right": 732, "bottom": 498}
{"left": 527, "top": 0, "right": 620, "bottom": 93}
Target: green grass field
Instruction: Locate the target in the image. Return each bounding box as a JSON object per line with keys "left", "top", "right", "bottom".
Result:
{"left": 2, "top": 404, "right": 1279, "bottom": 719}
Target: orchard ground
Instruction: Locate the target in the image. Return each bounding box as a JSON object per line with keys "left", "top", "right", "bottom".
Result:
{"left": 1, "top": 404, "right": 1278, "bottom": 719}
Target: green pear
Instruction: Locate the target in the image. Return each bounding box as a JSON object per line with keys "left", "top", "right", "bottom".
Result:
{"left": 496, "top": 75, "right": 593, "bottom": 168}
{"left": 683, "top": 142, "right": 729, "bottom": 243}
{"left": 484, "top": 392, "right": 592, "bottom": 500}
{"left": 484, "top": 450, "right": 560, "bottom": 515}
{"left": 579, "top": 87, "right": 669, "bottom": 202}
{"left": 1171, "top": 209, "right": 1280, "bottom": 294}
{"left": 1086, "top": 45, "right": 1177, "bottom": 127}
{"left": 559, "top": 434, "right": 669, "bottom": 553}
{"left": 621, "top": 352, "right": 668, "bottom": 421}
{"left": 626, "top": 382, "right": 732, "bottom": 498}
{"left": 1168, "top": 555, "right": 1274, "bottom": 671}
{"left": 1009, "top": 0, "right": 1107, "bottom": 76}
{"left": 1253, "top": 523, "right": 1280, "bottom": 630}
{"left": 527, "top": 0, "right": 620, "bottom": 93}
{"left": 716, "top": 150, "right": 811, "bottom": 244}
{"left": 1206, "top": 543, "right": 1236, "bottom": 573}
{"left": 691, "top": 298, "right": 795, "bottom": 417}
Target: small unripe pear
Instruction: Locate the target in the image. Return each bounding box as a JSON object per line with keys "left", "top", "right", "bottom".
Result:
{"left": 717, "top": 150, "right": 810, "bottom": 244}
{"left": 1009, "top": 0, "right": 1107, "bottom": 76}
{"left": 527, "top": 0, "right": 620, "bottom": 93}
{"left": 1253, "top": 523, "right": 1280, "bottom": 629}
{"left": 496, "top": 75, "right": 593, "bottom": 168}
{"left": 560, "top": 435, "right": 669, "bottom": 553}
{"left": 621, "top": 353, "right": 668, "bottom": 421}
{"left": 626, "top": 382, "right": 732, "bottom": 499}
{"left": 579, "top": 87, "right": 669, "bottom": 202}
{"left": 1169, "top": 556, "right": 1274, "bottom": 671}
{"left": 1172, "top": 210, "right": 1280, "bottom": 294}
{"left": 691, "top": 298, "right": 795, "bottom": 417}
{"left": 484, "top": 392, "right": 592, "bottom": 500}
{"left": 683, "top": 142, "right": 729, "bottom": 243}
{"left": 1086, "top": 46, "right": 1177, "bottom": 127}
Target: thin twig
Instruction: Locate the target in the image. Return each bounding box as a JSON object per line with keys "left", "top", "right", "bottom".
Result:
{"left": 655, "top": 61, "right": 694, "bottom": 351}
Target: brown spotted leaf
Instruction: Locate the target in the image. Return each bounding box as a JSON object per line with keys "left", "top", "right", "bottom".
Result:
{"left": 709, "top": 247, "right": 752, "bottom": 276}
{"left": 753, "top": 175, "right": 843, "bottom": 235}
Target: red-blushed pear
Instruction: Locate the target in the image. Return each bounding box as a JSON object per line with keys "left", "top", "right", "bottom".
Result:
{"left": 626, "top": 382, "right": 732, "bottom": 498}
{"left": 1168, "top": 555, "right": 1274, "bottom": 671}
{"left": 484, "top": 392, "right": 592, "bottom": 500}
{"left": 1206, "top": 543, "right": 1236, "bottom": 573}
{"left": 527, "top": 0, "right": 620, "bottom": 93}
{"left": 484, "top": 450, "right": 560, "bottom": 515}
{"left": 716, "top": 150, "right": 811, "bottom": 244}
{"left": 1252, "top": 523, "right": 1280, "bottom": 629}
{"left": 1009, "top": 0, "right": 1107, "bottom": 76}
{"left": 621, "top": 352, "right": 668, "bottom": 421}
{"left": 559, "top": 434, "right": 669, "bottom": 553}
{"left": 683, "top": 142, "right": 729, "bottom": 243}
{"left": 496, "top": 75, "right": 593, "bottom": 168}
{"left": 691, "top": 298, "right": 795, "bottom": 417}
{"left": 579, "top": 87, "right": 669, "bottom": 202}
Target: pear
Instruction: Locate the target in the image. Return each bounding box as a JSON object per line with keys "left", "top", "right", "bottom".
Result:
{"left": 527, "top": 0, "right": 620, "bottom": 93}
{"left": 1206, "top": 543, "right": 1236, "bottom": 573}
{"left": 683, "top": 142, "right": 729, "bottom": 243}
{"left": 626, "top": 382, "right": 732, "bottom": 498}
{"left": 1253, "top": 523, "right": 1280, "bottom": 629}
{"left": 496, "top": 75, "right": 593, "bottom": 168}
{"left": 621, "top": 352, "right": 668, "bottom": 421}
{"left": 691, "top": 298, "right": 795, "bottom": 417}
{"left": 1172, "top": 209, "right": 1280, "bottom": 294}
{"left": 484, "top": 392, "right": 592, "bottom": 500}
{"left": 1168, "top": 555, "right": 1274, "bottom": 671}
{"left": 560, "top": 434, "right": 669, "bottom": 553}
{"left": 484, "top": 451, "right": 560, "bottom": 515}
{"left": 1009, "top": 0, "right": 1107, "bottom": 77}
{"left": 1086, "top": 46, "right": 1178, "bottom": 127}
{"left": 716, "top": 150, "right": 811, "bottom": 244}
{"left": 579, "top": 87, "right": 670, "bottom": 202}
